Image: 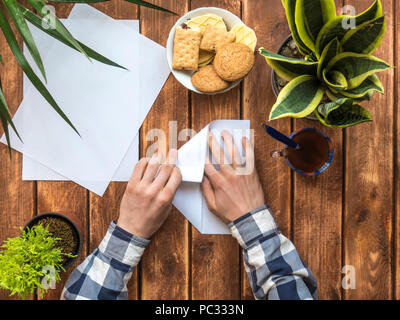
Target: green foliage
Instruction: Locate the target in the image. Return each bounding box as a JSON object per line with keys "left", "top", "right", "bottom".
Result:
{"left": 260, "top": 0, "right": 391, "bottom": 128}
{"left": 0, "top": 0, "right": 176, "bottom": 150}
{"left": 0, "top": 224, "right": 73, "bottom": 299}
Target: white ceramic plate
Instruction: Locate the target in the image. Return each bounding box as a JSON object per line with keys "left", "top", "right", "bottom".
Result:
{"left": 166, "top": 7, "right": 244, "bottom": 95}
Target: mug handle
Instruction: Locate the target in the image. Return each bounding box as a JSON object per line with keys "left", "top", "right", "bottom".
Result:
{"left": 270, "top": 149, "right": 287, "bottom": 158}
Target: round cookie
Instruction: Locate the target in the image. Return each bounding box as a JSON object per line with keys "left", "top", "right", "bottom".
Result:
{"left": 213, "top": 43, "right": 255, "bottom": 82}
{"left": 191, "top": 65, "right": 229, "bottom": 93}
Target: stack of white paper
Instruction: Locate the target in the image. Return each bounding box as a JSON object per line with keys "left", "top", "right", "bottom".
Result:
{"left": 1, "top": 4, "right": 170, "bottom": 196}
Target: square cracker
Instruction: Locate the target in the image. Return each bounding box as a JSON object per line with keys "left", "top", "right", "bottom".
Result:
{"left": 172, "top": 26, "right": 201, "bottom": 71}
{"left": 200, "top": 25, "right": 236, "bottom": 52}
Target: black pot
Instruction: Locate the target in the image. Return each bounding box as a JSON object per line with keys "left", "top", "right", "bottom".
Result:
{"left": 24, "top": 212, "right": 82, "bottom": 270}
{"left": 271, "top": 34, "right": 318, "bottom": 121}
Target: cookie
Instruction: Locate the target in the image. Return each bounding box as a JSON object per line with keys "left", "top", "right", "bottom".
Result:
{"left": 172, "top": 26, "right": 201, "bottom": 71}
{"left": 230, "top": 24, "right": 257, "bottom": 51}
{"left": 186, "top": 14, "right": 227, "bottom": 35}
{"left": 191, "top": 65, "right": 229, "bottom": 93}
{"left": 213, "top": 43, "right": 255, "bottom": 81}
{"left": 200, "top": 25, "right": 235, "bottom": 52}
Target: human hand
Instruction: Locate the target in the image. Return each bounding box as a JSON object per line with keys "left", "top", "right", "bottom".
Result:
{"left": 201, "top": 131, "right": 265, "bottom": 224}
{"left": 117, "top": 149, "right": 182, "bottom": 239}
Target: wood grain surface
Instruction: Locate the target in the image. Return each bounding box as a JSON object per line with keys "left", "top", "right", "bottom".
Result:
{"left": 0, "top": 0, "right": 398, "bottom": 300}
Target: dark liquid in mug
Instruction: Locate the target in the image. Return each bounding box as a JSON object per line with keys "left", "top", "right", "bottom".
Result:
{"left": 287, "top": 130, "right": 330, "bottom": 173}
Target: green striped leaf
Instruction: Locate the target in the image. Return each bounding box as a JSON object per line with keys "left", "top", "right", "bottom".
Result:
{"left": 334, "top": 74, "right": 383, "bottom": 98}
{"left": 315, "top": 98, "right": 372, "bottom": 128}
{"left": 315, "top": 0, "right": 383, "bottom": 57}
{"left": 295, "top": 0, "right": 336, "bottom": 52}
{"left": 322, "top": 69, "right": 347, "bottom": 90}
{"left": 317, "top": 37, "right": 340, "bottom": 78}
{"left": 269, "top": 75, "right": 323, "bottom": 120}
{"left": 4, "top": 0, "right": 47, "bottom": 81}
{"left": 20, "top": 6, "right": 127, "bottom": 70}
{"left": 341, "top": 16, "right": 385, "bottom": 54}
{"left": 354, "top": 0, "right": 383, "bottom": 25}
{"left": 0, "top": 9, "right": 79, "bottom": 136}
{"left": 259, "top": 48, "right": 318, "bottom": 81}
{"left": 27, "top": 0, "right": 89, "bottom": 60}
{"left": 284, "top": 0, "right": 312, "bottom": 56}
{"left": 326, "top": 88, "right": 372, "bottom": 103}
{"left": 326, "top": 52, "right": 391, "bottom": 89}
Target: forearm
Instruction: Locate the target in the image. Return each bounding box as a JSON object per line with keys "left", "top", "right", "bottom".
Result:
{"left": 62, "top": 221, "right": 149, "bottom": 300}
{"left": 229, "top": 205, "right": 318, "bottom": 300}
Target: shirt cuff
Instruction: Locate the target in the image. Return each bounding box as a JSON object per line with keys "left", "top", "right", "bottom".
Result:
{"left": 98, "top": 221, "right": 151, "bottom": 267}
{"left": 228, "top": 205, "right": 279, "bottom": 249}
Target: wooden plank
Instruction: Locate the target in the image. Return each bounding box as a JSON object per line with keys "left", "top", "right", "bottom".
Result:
{"left": 88, "top": 0, "right": 140, "bottom": 300}
{"left": 343, "top": 0, "right": 394, "bottom": 299}
{"left": 241, "top": 0, "right": 292, "bottom": 300}
{"left": 395, "top": 0, "right": 400, "bottom": 301}
{"left": 190, "top": 0, "right": 241, "bottom": 300}
{"left": 292, "top": 0, "right": 344, "bottom": 300}
{"left": 139, "top": 0, "right": 190, "bottom": 300}
{"left": 0, "top": 7, "right": 36, "bottom": 300}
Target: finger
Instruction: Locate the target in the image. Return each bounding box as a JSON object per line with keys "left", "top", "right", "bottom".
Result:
{"left": 242, "top": 136, "right": 255, "bottom": 172}
{"left": 152, "top": 149, "right": 178, "bottom": 190}
{"left": 208, "top": 133, "right": 231, "bottom": 171}
{"left": 162, "top": 167, "right": 182, "bottom": 198}
{"left": 129, "top": 157, "right": 149, "bottom": 185}
{"left": 141, "top": 152, "right": 163, "bottom": 184}
{"left": 204, "top": 156, "right": 221, "bottom": 188}
{"left": 200, "top": 176, "right": 216, "bottom": 212}
{"left": 221, "top": 130, "right": 243, "bottom": 169}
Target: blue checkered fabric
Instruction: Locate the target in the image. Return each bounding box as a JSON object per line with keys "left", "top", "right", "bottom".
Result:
{"left": 62, "top": 221, "right": 149, "bottom": 300}
{"left": 229, "top": 205, "right": 318, "bottom": 300}
{"left": 63, "top": 206, "right": 316, "bottom": 300}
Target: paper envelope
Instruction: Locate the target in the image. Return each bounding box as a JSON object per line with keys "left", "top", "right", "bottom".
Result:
{"left": 173, "top": 120, "right": 250, "bottom": 234}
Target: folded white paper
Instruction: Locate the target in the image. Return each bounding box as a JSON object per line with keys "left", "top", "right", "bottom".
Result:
{"left": 173, "top": 120, "right": 250, "bottom": 234}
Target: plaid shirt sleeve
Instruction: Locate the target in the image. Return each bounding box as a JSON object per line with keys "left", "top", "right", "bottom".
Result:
{"left": 228, "top": 205, "right": 318, "bottom": 300}
{"left": 61, "top": 221, "right": 150, "bottom": 300}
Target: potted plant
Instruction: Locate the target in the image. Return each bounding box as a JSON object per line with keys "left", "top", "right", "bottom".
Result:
{"left": 0, "top": 0, "right": 176, "bottom": 149}
{"left": 0, "top": 212, "right": 81, "bottom": 299}
{"left": 259, "top": 0, "right": 392, "bottom": 128}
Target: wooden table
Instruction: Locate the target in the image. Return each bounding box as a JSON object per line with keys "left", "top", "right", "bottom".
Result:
{"left": 0, "top": 0, "right": 398, "bottom": 300}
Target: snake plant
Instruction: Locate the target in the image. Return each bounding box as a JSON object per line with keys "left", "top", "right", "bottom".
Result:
{"left": 0, "top": 0, "right": 176, "bottom": 150}
{"left": 259, "top": 0, "right": 391, "bottom": 128}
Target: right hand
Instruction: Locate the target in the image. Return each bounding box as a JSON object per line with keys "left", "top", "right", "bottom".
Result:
{"left": 117, "top": 149, "right": 182, "bottom": 239}
{"left": 201, "top": 131, "right": 265, "bottom": 224}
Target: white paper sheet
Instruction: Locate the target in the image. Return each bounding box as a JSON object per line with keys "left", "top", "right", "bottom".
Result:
{"left": 22, "top": 15, "right": 141, "bottom": 181}
{"left": 173, "top": 120, "right": 250, "bottom": 234}
{"left": 2, "top": 5, "right": 170, "bottom": 192}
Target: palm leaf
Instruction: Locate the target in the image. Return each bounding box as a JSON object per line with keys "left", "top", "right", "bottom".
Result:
{"left": 48, "top": 0, "right": 178, "bottom": 15}
{"left": 0, "top": 9, "right": 79, "bottom": 136}
{"left": 269, "top": 75, "right": 324, "bottom": 120}
{"left": 315, "top": 98, "right": 372, "bottom": 128}
{"left": 27, "top": 0, "right": 90, "bottom": 60}
{"left": 20, "top": 5, "right": 126, "bottom": 70}
{"left": 259, "top": 47, "right": 318, "bottom": 81}
{"left": 326, "top": 52, "right": 392, "bottom": 89}
{"left": 4, "top": 0, "right": 47, "bottom": 81}
{"left": 295, "top": 0, "right": 336, "bottom": 52}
